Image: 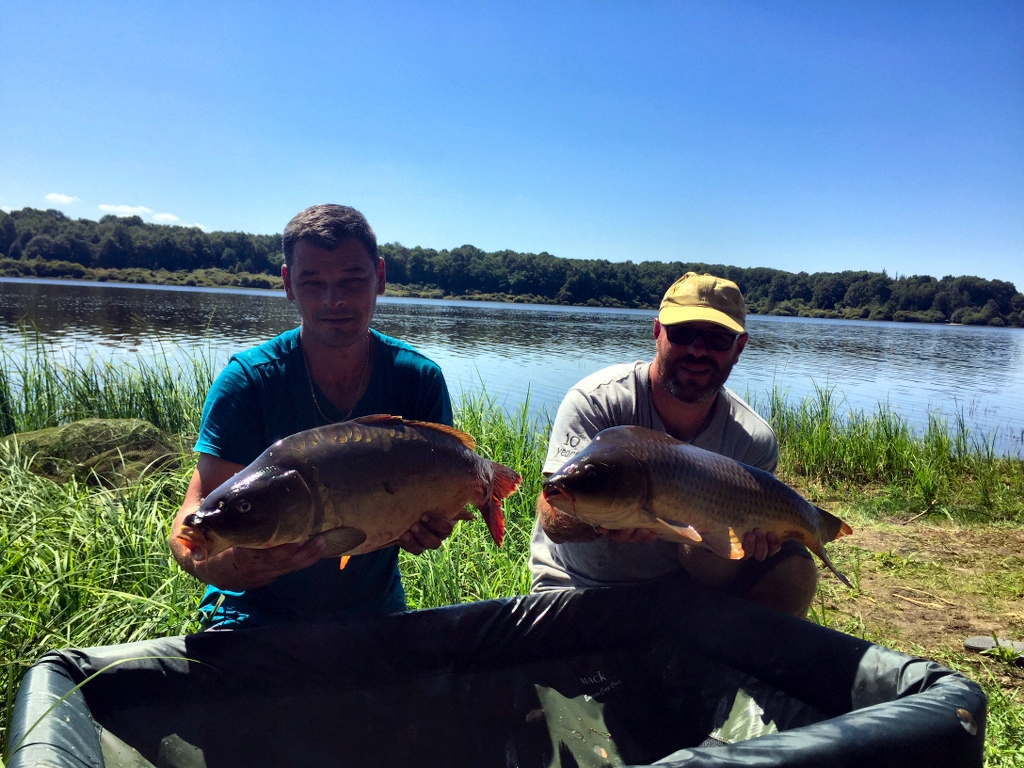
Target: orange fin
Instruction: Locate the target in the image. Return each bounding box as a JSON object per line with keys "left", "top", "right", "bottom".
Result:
{"left": 699, "top": 527, "right": 745, "bottom": 559}
{"left": 478, "top": 462, "right": 521, "bottom": 547}
{"left": 490, "top": 461, "right": 521, "bottom": 499}
{"left": 339, "top": 555, "right": 350, "bottom": 570}
{"left": 353, "top": 414, "right": 477, "bottom": 450}
{"left": 406, "top": 420, "right": 476, "bottom": 450}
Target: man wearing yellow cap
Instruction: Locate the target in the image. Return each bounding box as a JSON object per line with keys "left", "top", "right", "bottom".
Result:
{"left": 529, "top": 272, "right": 818, "bottom": 617}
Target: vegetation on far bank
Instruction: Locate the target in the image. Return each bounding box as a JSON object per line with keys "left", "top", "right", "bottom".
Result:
{"left": 4, "top": 207, "right": 1023, "bottom": 326}
{"left": 1, "top": 338, "right": 1022, "bottom": 764}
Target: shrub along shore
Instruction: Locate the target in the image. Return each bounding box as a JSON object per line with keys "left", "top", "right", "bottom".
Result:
{"left": 1, "top": 340, "right": 1022, "bottom": 763}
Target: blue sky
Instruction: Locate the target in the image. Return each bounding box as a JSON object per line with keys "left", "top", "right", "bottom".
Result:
{"left": 1, "top": 1, "right": 1021, "bottom": 289}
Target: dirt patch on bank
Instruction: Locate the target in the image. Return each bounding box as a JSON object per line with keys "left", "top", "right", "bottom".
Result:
{"left": 821, "top": 522, "right": 1024, "bottom": 687}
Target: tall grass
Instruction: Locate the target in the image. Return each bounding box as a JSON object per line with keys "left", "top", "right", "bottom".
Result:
{"left": 759, "top": 384, "right": 1024, "bottom": 525}
{"left": 0, "top": 329, "right": 214, "bottom": 436}
{"left": 0, "top": 441, "right": 203, "bottom": 755}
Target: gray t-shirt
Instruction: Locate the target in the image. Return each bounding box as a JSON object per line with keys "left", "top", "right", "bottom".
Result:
{"left": 530, "top": 361, "right": 778, "bottom": 592}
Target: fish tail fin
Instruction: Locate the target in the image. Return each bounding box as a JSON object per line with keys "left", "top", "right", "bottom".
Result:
{"left": 811, "top": 542, "right": 853, "bottom": 588}
{"left": 815, "top": 505, "right": 853, "bottom": 543}
{"left": 491, "top": 461, "right": 522, "bottom": 499}
{"left": 480, "top": 462, "right": 521, "bottom": 548}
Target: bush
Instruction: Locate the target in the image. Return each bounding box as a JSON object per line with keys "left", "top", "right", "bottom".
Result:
{"left": 892, "top": 309, "right": 945, "bottom": 324}
{"left": 35, "top": 260, "right": 90, "bottom": 279}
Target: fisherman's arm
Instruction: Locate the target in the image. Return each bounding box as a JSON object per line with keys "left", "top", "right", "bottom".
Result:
{"left": 170, "top": 453, "right": 326, "bottom": 591}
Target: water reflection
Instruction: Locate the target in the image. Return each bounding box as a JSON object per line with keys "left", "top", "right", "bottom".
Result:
{"left": 2, "top": 277, "right": 1023, "bottom": 455}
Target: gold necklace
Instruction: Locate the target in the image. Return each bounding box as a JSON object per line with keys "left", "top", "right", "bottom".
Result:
{"left": 304, "top": 333, "right": 371, "bottom": 425}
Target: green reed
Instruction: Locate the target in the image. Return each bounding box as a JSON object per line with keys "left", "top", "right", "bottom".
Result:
{"left": 0, "top": 328, "right": 214, "bottom": 437}
{"left": 0, "top": 441, "right": 203, "bottom": 755}
{"left": 759, "top": 384, "right": 1024, "bottom": 525}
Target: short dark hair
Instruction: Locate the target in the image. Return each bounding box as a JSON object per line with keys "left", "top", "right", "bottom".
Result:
{"left": 282, "top": 204, "right": 379, "bottom": 268}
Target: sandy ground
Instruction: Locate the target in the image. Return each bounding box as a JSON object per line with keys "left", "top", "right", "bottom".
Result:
{"left": 822, "top": 523, "right": 1024, "bottom": 689}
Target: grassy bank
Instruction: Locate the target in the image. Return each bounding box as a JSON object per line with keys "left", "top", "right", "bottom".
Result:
{"left": 0, "top": 343, "right": 1021, "bottom": 764}
{"left": 759, "top": 384, "right": 1024, "bottom": 527}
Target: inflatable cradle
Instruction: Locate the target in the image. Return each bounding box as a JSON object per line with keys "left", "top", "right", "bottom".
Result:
{"left": 7, "top": 579, "right": 985, "bottom": 767}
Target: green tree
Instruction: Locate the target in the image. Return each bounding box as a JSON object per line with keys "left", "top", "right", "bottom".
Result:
{"left": 0, "top": 211, "right": 16, "bottom": 255}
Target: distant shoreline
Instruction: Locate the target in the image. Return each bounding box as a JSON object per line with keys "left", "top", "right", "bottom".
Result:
{"left": 3, "top": 208, "right": 1022, "bottom": 327}
{"left": 1, "top": 271, "right": 1015, "bottom": 328}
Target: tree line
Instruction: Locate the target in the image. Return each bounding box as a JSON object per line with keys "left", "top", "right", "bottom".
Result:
{"left": 2, "top": 207, "right": 1022, "bottom": 327}
{"left": 0, "top": 207, "right": 281, "bottom": 274}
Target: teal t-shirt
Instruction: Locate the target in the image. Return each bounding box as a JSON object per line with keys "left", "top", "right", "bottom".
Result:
{"left": 193, "top": 327, "right": 453, "bottom": 628}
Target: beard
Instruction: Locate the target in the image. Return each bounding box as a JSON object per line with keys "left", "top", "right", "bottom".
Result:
{"left": 656, "top": 350, "right": 736, "bottom": 404}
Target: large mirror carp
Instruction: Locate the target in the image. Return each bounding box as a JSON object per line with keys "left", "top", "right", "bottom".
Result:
{"left": 543, "top": 425, "right": 853, "bottom": 586}
{"left": 177, "top": 415, "right": 521, "bottom": 563}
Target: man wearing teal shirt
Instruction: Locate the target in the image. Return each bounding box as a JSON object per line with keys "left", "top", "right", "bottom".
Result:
{"left": 170, "top": 204, "right": 456, "bottom": 628}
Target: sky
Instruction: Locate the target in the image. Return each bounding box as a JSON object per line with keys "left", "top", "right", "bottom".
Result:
{"left": 1, "top": 1, "right": 1022, "bottom": 289}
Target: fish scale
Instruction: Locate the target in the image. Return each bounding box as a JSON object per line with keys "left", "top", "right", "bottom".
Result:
{"left": 543, "top": 425, "right": 853, "bottom": 586}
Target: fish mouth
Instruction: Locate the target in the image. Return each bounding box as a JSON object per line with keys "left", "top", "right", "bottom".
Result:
{"left": 175, "top": 525, "right": 211, "bottom": 562}
{"left": 542, "top": 480, "right": 576, "bottom": 516}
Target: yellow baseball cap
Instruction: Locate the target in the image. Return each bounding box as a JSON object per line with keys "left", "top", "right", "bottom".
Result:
{"left": 658, "top": 272, "right": 746, "bottom": 333}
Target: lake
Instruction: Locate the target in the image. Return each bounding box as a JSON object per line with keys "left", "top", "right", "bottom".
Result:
{"left": 3, "top": 277, "right": 1023, "bottom": 455}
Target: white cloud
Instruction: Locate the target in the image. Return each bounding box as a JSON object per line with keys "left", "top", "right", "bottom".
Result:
{"left": 1, "top": 206, "right": 11, "bottom": 213}
{"left": 153, "top": 212, "right": 181, "bottom": 223}
{"left": 45, "top": 193, "right": 79, "bottom": 205}
{"left": 99, "top": 204, "right": 153, "bottom": 216}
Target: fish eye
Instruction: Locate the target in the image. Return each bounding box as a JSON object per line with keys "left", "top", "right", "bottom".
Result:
{"left": 238, "top": 500, "right": 251, "bottom": 512}
{"left": 584, "top": 464, "right": 596, "bottom": 475}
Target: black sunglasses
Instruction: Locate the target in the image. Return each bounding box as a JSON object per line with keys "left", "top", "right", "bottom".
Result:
{"left": 663, "top": 325, "right": 738, "bottom": 352}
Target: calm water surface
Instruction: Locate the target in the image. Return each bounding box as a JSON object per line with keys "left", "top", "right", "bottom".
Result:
{"left": 3, "top": 277, "right": 1023, "bottom": 455}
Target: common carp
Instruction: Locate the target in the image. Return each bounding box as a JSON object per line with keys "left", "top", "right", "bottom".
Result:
{"left": 177, "top": 415, "right": 521, "bottom": 562}
{"left": 542, "top": 425, "right": 853, "bottom": 586}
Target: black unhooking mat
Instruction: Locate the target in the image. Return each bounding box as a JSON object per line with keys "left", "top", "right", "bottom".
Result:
{"left": 7, "top": 578, "right": 985, "bottom": 768}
